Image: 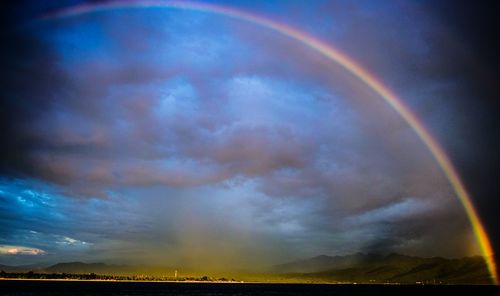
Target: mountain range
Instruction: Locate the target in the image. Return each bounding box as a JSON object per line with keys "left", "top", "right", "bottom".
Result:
{"left": 272, "top": 253, "right": 491, "bottom": 284}
{"left": 0, "top": 253, "right": 493, "bottom": 284}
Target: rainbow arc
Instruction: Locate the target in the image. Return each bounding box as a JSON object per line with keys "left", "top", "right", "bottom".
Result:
{"left": 38, "top": 0, "right": 498, "bottom": 284}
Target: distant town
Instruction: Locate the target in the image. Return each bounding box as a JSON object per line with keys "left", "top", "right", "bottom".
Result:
{"left": 0, "top": 271, "right": 238, "bottom": 283}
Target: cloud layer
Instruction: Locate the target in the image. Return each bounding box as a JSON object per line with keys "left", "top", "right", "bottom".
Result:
{"left": 0, "top": 1, "right": 483, "bottom": 268}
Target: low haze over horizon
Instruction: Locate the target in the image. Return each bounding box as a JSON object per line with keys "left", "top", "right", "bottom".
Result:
{"left": 1, "top": 0, "right": 499, "bottom": 275}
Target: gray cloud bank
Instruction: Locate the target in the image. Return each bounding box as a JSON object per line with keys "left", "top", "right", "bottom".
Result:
{"left": 0, "top": 1, "right": 480, "bottom": 268}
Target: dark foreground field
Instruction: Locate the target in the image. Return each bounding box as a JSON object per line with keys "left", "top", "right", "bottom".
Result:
{"left": 1, "top": 280, "right": 500, "bottom": 296}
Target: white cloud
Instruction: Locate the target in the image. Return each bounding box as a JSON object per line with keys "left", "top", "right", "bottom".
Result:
{"left": 0, "top": 245, "right": 46, "bottom": 256}
{"left": 347, "top": 198, "right": 433, "bottom": 226}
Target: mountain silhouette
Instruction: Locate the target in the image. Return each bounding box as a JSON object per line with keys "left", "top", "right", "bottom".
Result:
{"left": 272, "top": 253, "right": 491, "bottom": 284}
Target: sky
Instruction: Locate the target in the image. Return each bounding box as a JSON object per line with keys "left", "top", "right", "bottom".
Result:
{"left": 0, "top": 0, "right": 499, "bottom": 271}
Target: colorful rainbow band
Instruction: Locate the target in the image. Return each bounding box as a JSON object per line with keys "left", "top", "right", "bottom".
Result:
{"left": 37, "top": 0, "right": 498, "bottom": 284}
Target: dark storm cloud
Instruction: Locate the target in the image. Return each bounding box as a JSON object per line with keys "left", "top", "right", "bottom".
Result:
{"left": 417, "top": 0, "right": 500, "bottom": 255}
{"left": 0, "top": 2, "right": 101, "bottom": 182}
{"left": 0, "top": 29, "right": 67, "bottom": 178}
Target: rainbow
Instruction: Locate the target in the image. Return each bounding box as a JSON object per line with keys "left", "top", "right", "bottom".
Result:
{"left": 38, "top": 0, "right": 498, "bottom": 284}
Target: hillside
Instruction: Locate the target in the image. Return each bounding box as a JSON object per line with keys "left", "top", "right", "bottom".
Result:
{"left": 273, "top": 253, "right": 491, "bottom": 284}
